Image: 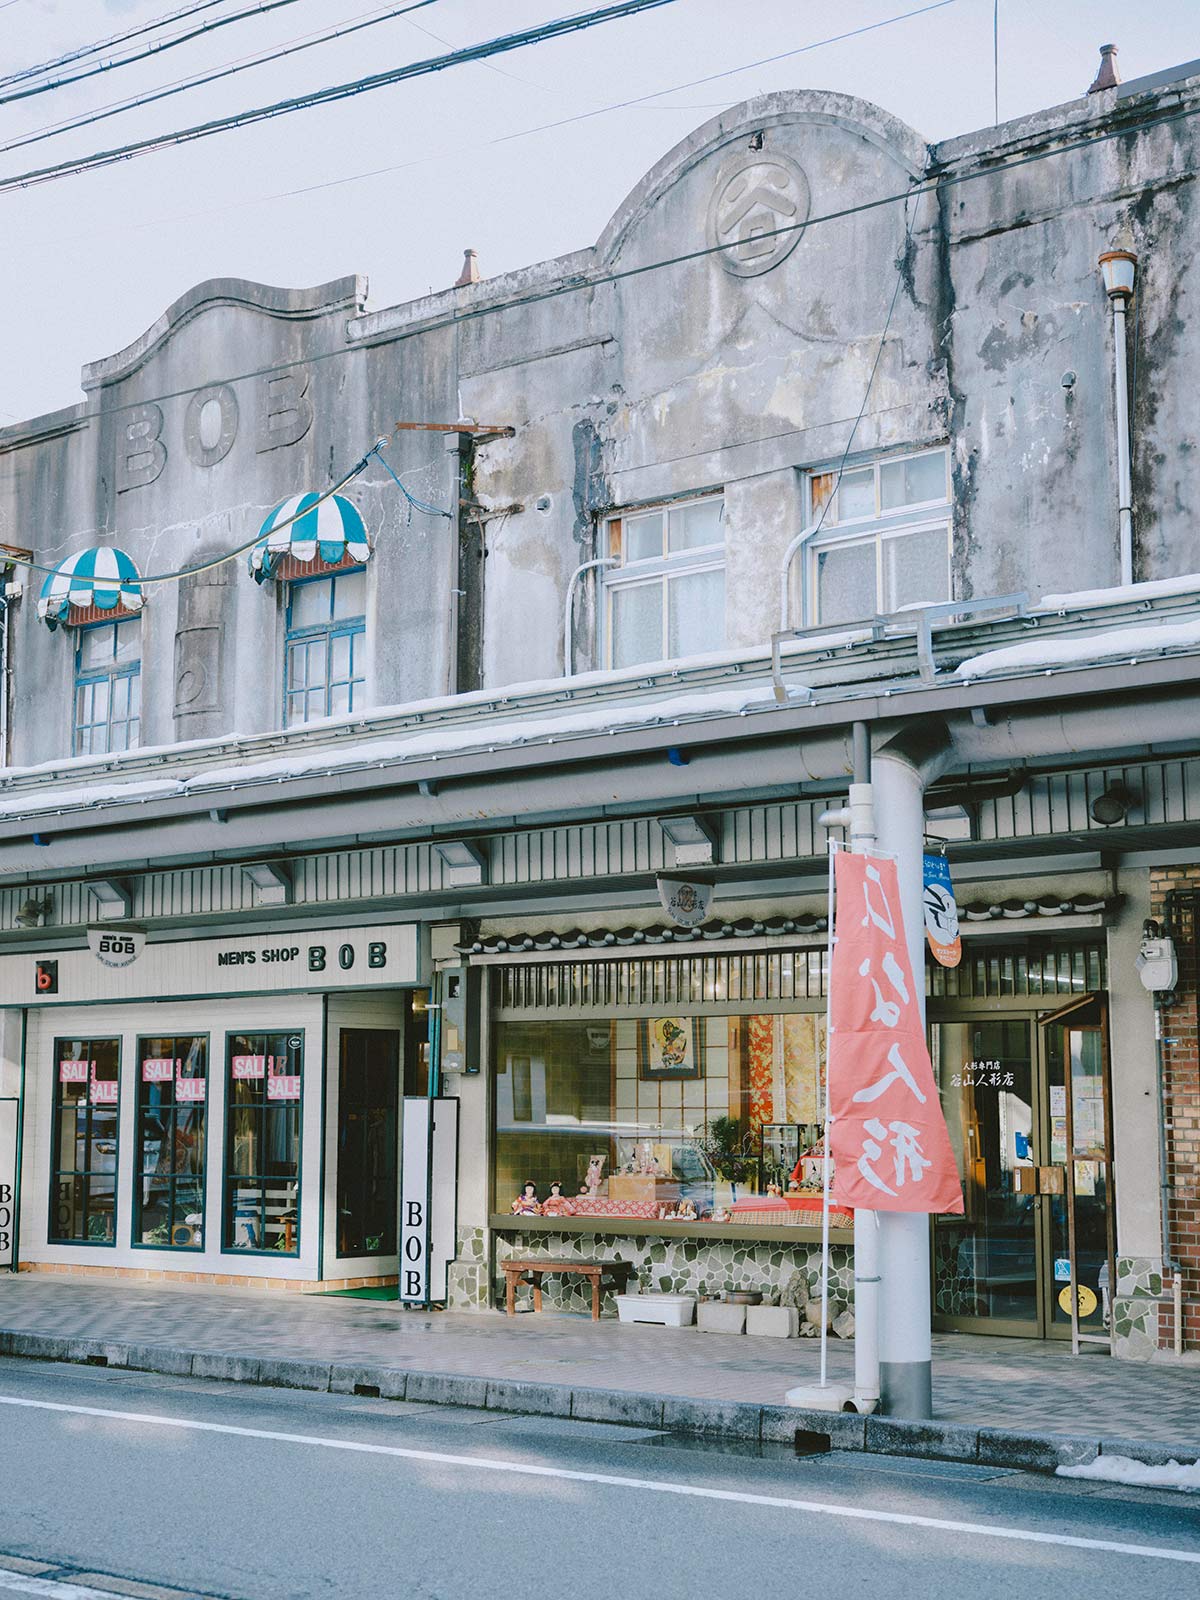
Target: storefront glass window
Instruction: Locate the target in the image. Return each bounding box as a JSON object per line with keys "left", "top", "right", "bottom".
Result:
{"left": 223, "top": 1032, "right": 303, "bottom": 1255}
{"left": 493, "top": 1014, "right": 829, "bottom": 1229}
{"left": 134, "top": 1036, "right": 207, "bottom": 1250}
{"left": 336, "top": 1029, "right": 399, "bottom": 1257}
{"left": 50, "top": 1037, "right": 120, "bottom": 1244}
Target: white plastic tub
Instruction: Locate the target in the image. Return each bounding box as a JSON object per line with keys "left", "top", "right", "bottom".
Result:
{"left": 615, "top": 1292, "right": 696, "bottom": 1327}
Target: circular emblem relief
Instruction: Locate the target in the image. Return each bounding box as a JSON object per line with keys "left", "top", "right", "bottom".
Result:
{"left": 706, "top": 151, "right": 811, "bottom": 278}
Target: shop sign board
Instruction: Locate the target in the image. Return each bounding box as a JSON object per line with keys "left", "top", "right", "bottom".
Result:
{"left": 399, "top": 1096, "right": 459, "bottom": 1305}
{"left": 8, "top": 923, "right": 424, "bottom": 1006}
{"left": 0, "top": 1097, "right": 17, "bottom": 1269}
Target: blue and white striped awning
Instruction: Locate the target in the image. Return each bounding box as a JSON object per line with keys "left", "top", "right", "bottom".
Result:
{"left": 249, "top": 493, "right": 371, "bottom": 583}
{"left": 38, "top": 545, "right": 145, "bottom": 629}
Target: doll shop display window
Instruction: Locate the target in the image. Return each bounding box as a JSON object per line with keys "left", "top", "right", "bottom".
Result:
{"left": 492, "top": 1012, "right": 829, "bottom": 1229}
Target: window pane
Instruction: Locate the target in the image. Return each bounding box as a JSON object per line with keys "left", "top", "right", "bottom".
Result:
{"left": 90, "top": 678, "right": 110, "bottom": 723}
{"left": 224, "top": 1032, "right": 303, "bottom": 1254}
{"left": 834, "top": 468, "right": 875, "bottom": 521}
{"left": 624, "top": 512, "right": 663, "bottom": 563}
{"left": 331, "top": 570, "right": 366, "bottom": 619}
{"left": 880, "top": 450, "right": 947, "bottom": 511}
{"left": 331, "top": 632, "right": 352, "bottom": 680}
{"left": 667, "top": 568, "right": 725, "bottom": 658}
{"left": 135, "top": 1035, "right": 207, "bottom": 1249}
{"left": 291, "top": 578, "right": 332, "bottom": 627}
{"left": 79, "top": 626, "right": 114, "bottom": 670}
{"left": 112, "top": 621, "right": 140, "bottom": 664}
{"left": 816, "top": 540, "right": 876, "bottom": 624}
{"left": 610, "top": 581, "right": 663, "bottom": 669}
{"left": 883, "top": 526, "right": 951, "bottom": 611}
{"left": 668, "top": 500, "right": 723, "bottom": 552}
{"left": 50, "top": 1038, "right": 120, "bottom": 1244}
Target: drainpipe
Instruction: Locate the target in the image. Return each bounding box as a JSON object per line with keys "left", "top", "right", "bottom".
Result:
{"left": 1098, "top": 241, "right": 1138, "bottom": 586}
{"left": 778, "top": 521, "right": 821, "bottom": 631}
{"left": 563, "top": 558, "right": 616, "bottom": 677}
{"left": 871, "top": 721, "right": 954, "bottom": 1419}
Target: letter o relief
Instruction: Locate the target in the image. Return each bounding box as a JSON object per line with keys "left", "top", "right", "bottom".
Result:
{"left": 184, "top": 384, "right": 239, "bottom": 468}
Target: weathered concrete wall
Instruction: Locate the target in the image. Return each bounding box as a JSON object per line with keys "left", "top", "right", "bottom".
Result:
{"left": 2, "top": 73, "right": 1199, "bottom": 761}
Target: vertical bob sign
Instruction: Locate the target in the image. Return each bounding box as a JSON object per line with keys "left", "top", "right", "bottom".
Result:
{"left": 828, "top": 852, "right": 963, "bottom": 1214}
{"left": 398, "top": 1097, "right": 459, "bottom": 1305}
{"left": 0, "top": 1097, "right": 18, "bottom": 1268}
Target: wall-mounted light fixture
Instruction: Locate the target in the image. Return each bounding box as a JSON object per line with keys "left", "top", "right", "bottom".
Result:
{"left": 88, "top": 878, "right": 131, "bottom": 921}
{"left": 433, "top": 839, "right": 488, "bottom": 887}
{"left": 1090, "top": 782, "right": 1135, "bottom": 826}
{"left": 241, "top": 860, "right": 292, "bottom": 905}
{"left": 1098, "top": 236, "right": 1138, "bottom": 586}
{"left": 659, "top": 814, "right": 719, "bottom": 866}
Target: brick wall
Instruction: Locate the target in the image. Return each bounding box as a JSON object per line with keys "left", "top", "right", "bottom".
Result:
{"left": 1149, "top": 868, "right": 1200, "bottom": 1352}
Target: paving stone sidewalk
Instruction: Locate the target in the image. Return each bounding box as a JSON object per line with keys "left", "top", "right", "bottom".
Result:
{"left": 0, "top": 1275, "right": 1196, "bottom": 1452}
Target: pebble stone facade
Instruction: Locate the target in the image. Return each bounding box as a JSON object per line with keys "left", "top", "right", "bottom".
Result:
{"left": 479, "top": 1229, "right": 853, "bottom": 1320}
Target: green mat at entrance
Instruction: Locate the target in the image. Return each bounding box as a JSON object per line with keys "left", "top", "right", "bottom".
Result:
{"left": 315, "top": 1286, "right": 398, "bottom": 1301}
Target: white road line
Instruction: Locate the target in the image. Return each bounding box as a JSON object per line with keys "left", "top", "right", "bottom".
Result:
{"left": 0, "top": 1572, "right": 129, "bottom": 1600}
{"left": 0, "top": 1393, "right": 1197, "bottom": 1567}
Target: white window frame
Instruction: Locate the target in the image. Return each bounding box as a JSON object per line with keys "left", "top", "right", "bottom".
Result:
{"left": 804, "top": 447, "right": 952, "bottom": 626}
{"left": 602, "top": 493, "right": 725, "bottom": 669}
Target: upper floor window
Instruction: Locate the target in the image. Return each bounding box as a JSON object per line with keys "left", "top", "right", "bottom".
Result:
{"left": 806, "top": 447, "right": 951, "bottom": 626}
{"left": 604, "top": 495, "right": 725, "bottom": 670}
{"left": 74, "top": 619, "right": 141, "bottom": 756}
{"left": 284, "top": 568, "right": 366, "bottom": 727}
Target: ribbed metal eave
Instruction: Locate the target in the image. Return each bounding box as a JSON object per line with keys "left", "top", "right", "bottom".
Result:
{"left": 0, "top": 652, "right": 1198, "bottom": 864}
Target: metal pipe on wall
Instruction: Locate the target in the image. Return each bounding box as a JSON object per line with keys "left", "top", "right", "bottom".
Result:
{"left": 563, "top": 558, "right": 616, "bottom": 676}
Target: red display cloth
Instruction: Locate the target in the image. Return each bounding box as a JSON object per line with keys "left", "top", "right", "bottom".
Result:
{"left": 564, "top": 1198, "right": 661, "bottom": 1220}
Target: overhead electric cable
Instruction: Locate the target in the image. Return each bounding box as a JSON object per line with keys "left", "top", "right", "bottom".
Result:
{"left": 2, "top": 438, "right": 446, "bottom": 588}
{"left": 1, "top": 86, "right": 1192, "bottom": 432}
{"left": 10, "top": 1, "right": 960, "bottom": 214}
{"left": 1, "top": 0, "right": 446, "bottom": 158}
{"left": 0, "top": 0, "right": 681, "bottom": 192}
{"left": 0, "top": 0, "right": 307, "bottom": 109}
{"left": 1, "top": 0, "right": 230, "bottom": 89}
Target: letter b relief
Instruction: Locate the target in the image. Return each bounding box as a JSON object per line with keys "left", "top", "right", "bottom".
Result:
{"left": 256, "top": 367, "right": 313, "bottom": 453}
{"left": 116, "top": 403, "right": 167, "bottom": 492}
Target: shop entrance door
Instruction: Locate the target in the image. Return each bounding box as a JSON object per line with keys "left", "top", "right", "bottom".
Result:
{"left": 931, "top": 1006, "right": 1114, "bottom": 1340}
{"left": 336, "top": 1030, "right": 400, "bottom": 1258}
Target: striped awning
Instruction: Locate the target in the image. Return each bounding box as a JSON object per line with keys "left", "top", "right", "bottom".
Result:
{"left": 249, "top": 493, "right": 371, "bottom": 584}
{"left": 38, "top": 545, "right": 145, "bottom": 629}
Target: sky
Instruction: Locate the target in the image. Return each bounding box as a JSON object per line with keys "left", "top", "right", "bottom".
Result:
{"left": 2, "top": 0, "right": 1198, "bottom": 424}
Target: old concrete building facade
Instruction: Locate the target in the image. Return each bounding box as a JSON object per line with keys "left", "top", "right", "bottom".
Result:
{"left": 1, "top": 59, "right": 1198, "bottom": 1368}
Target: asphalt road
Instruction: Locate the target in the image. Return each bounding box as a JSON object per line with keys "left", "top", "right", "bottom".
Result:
{"left": 0, "top": 1357, "right": 1196, "bottom": 1600}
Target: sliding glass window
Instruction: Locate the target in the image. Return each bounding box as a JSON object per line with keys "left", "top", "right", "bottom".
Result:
{"left": 224, "top": 1032, "right": 303, "bottom": 1256}
{"left": 135, "top": 1035, "right": 208, "bottom": 1249}
{"left": 50, "top": 1038, "right": 120, "bottom": 1244}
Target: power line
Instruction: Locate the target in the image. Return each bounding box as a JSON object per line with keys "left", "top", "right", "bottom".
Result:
{"left": 0, "top": 0, "right": 681, "bottom": 193}
{"left": 0, "top": 0, "right": 305, "bottom": 108}
{"left": 1, "top": 1, "right": 446, "bottom": 157}
{"left": 0, "top": 0, "right": 229, "bottom": 87}
{"left": 15, "top": 1, "right": 961, "bottom": 235}
{"left": 3, "top": 84, "right": 1194, "bottom": 434}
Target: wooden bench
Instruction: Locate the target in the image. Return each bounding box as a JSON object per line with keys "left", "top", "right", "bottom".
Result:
{"left": 502, "top": 1258, "right": 634, "bottom": 1321}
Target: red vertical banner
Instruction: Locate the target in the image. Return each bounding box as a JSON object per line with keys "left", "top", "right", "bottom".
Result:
{"left": 828, "top": 851, "right": 964, "bottom": 1214}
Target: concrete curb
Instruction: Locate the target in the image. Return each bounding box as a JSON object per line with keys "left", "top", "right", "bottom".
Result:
{"left": 1, "top": 1326, "right": 1194, "bottom": 1475}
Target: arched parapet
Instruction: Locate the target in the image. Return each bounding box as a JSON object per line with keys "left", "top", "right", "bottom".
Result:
{"left": 81, "top": 275, "right": 367, "bottom": 391}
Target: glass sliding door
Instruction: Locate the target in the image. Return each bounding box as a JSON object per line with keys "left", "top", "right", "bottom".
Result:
{"left": 933, "top": 1000, "right": 1115, "bottom": 1339}
{"left": 933, "top": 1018, "right": 1039, "bottom": 1333}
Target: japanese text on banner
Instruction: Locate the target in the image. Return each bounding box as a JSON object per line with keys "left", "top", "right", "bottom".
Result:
{"left": 828, "top": 851, "right": 963, "bottom": 1214}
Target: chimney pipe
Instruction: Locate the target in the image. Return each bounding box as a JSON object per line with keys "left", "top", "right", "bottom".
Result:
{"left": 1087, "top": 44, "right": 1120, "bottom": 94}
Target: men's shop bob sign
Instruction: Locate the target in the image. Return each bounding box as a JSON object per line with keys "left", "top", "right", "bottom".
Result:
{"left": 5, "top": 924, "right": 423, "bottom": 1006}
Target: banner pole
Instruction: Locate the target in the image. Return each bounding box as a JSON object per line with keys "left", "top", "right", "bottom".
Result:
{"left": 818, "top": 836, "right": 837, "bottom": 1389}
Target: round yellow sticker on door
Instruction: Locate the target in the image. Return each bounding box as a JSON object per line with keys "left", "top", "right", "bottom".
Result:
{"left": 1058, "top": 1283, "right": 1098, "bottom": 1318}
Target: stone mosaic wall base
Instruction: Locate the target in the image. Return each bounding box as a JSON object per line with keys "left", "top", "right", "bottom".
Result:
{"left": 1111, "top": 1296, "right": 1159, "bottom": 1361}
{"left": 446, "top": 1226, "right": 490, "bottom": 1310}
{"left": 492, "top": 1231, "right": 853, "bottom": 1317}
{"left": 1116, "top": 1255, "right": 1164, "bottom": 1302}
